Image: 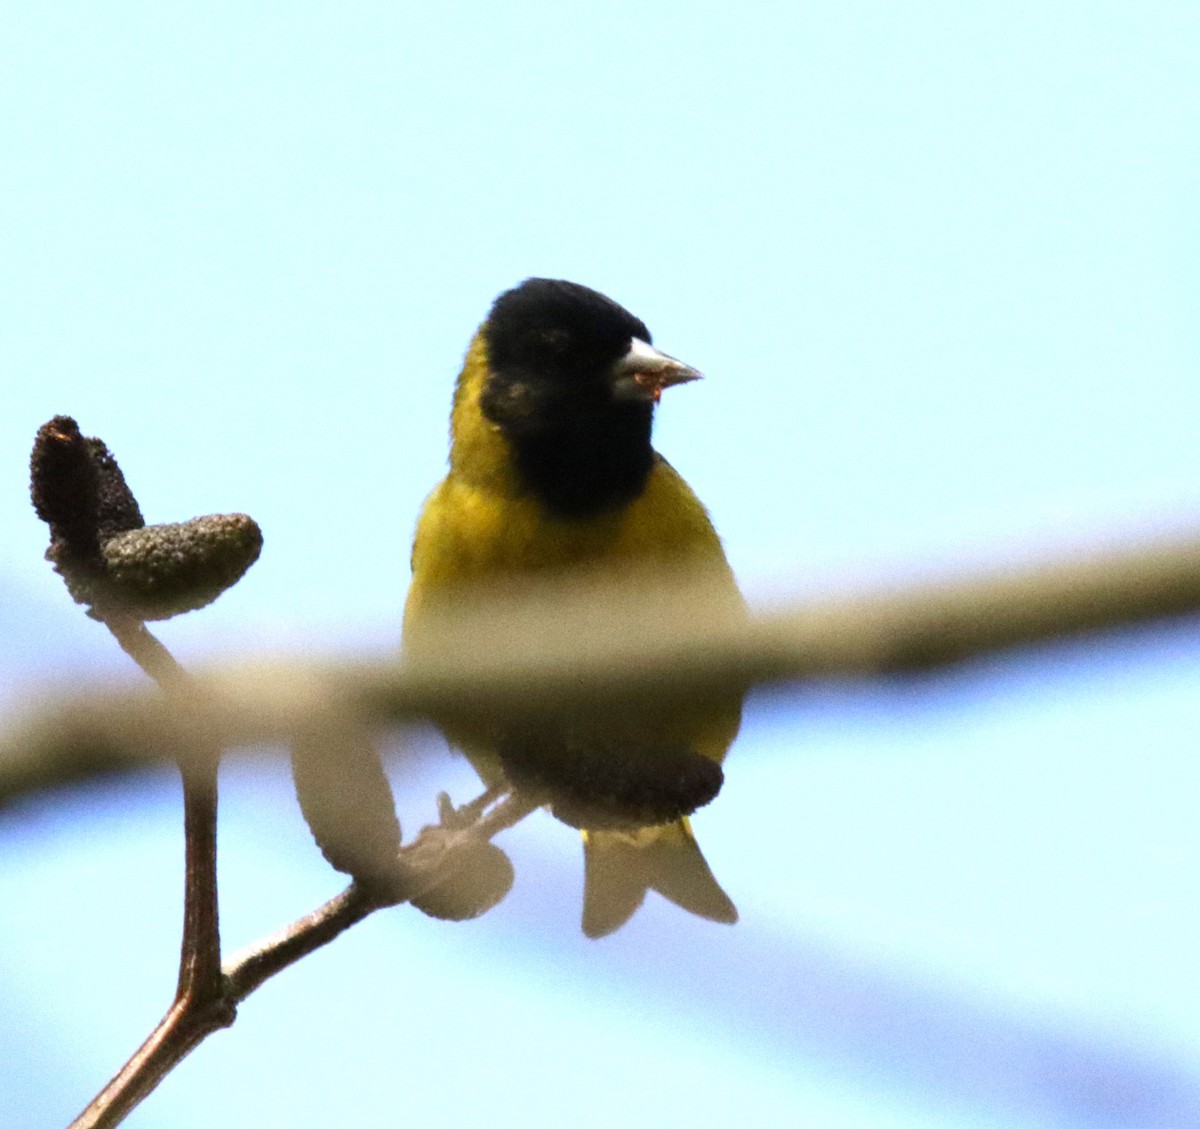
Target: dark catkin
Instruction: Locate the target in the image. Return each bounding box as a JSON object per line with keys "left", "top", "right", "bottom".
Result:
{"left": 30, "top": 416, "right": 262, "bottom": 621}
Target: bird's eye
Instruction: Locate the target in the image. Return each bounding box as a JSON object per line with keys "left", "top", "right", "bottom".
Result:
{"left": 535, "top": 328, "right": 572, "bottom": 353}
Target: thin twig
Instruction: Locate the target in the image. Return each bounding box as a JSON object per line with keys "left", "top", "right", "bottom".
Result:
{"left": 175, "top": 752, "right": 221, "bottom": 1001}
{"left": 225, "top": 789, "right": 539, "bottom": 1001}
{"left": 102, "top": 617, "right": 224, "bottom": 1002}
{"left": 69, "top": 617, "right": 229, "bottom": 1129}
{"left": 66, "top": 995, "right": 234, "bottom": 1129}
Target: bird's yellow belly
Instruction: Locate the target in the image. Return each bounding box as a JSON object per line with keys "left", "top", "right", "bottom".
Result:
{"left": 403, "top": 459, "right": 744, "bottom": 782}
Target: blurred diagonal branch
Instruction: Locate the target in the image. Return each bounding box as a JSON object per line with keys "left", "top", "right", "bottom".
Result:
{"left": 5, "top": 529, "right": 1200, "bottom": 808}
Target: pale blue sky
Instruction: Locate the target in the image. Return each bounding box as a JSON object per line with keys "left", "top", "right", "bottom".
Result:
{"left": 2, "top": 3, "right": 1199, "bottom": 1127}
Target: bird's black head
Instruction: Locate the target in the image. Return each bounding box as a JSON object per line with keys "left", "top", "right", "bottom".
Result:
{"left": 478, "top": 279, "right": 700, "bottom": 519}
{"left": 484, "top": 278, "right": 652, "bottom": 400}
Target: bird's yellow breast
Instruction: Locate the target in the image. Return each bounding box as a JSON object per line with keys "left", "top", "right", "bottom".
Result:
{"left": 406, "top": 458, "right": 728, "bottom": 605}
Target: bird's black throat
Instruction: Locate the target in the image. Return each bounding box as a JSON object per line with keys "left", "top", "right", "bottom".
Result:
{"left": 497, "top": 394, "right": 655, "bottom": 519}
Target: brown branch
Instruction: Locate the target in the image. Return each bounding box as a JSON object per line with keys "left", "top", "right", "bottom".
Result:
{"left": 225, "top": 885, "right": 379, "bottom": 1000}
{"left": 103, "top": 618, "right": 223, "bottom": 1001}
{"left": 224, "top": 789, "right": 537, "bottom": 1001}
{"left": 67, "top": 995, "right": 234, "bottom": 1129}
{"left": 69, "top": 782, "right": 535, "bottom": 1128}
{"left": 68, "top": 617, "right": 228, "bottom": 1129}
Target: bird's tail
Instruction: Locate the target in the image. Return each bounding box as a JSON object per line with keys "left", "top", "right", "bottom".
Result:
{"left": 581, "top": 819, "right": 738, "bottom": 939}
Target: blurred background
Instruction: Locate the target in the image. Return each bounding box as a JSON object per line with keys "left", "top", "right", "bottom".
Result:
{"left": 2, "top": 3, "right": 1199, "bottom": 1126}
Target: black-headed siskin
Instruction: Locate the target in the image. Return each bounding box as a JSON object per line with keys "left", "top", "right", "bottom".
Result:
{"left": 404, "top": 279, "right": 743, "bottom": 937}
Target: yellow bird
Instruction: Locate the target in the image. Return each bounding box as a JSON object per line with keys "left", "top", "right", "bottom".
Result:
{"left": 403, "top": 278, "right": 743, "bottom": 937}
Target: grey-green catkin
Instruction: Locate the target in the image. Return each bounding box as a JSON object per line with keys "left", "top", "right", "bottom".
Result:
{"left": 101, "top": 513, "right": 263, "bottom": 620}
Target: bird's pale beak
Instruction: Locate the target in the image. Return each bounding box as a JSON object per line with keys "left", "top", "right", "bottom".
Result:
{"left": 611, "top": 338, "right": 703, "bottom": 404}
